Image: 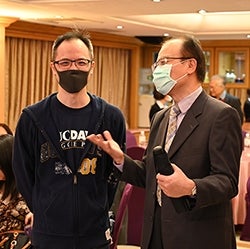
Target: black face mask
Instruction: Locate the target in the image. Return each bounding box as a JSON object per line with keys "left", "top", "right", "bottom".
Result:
{"left": 57, "top": 70, "right": 89, "bottom": 93}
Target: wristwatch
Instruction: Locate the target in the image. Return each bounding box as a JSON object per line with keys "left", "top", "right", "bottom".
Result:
{"left": 188, "top": 185, "right": 197, "bottom": 209}
{"left": 191, "top": 185, "right": 197, "bottom": 197}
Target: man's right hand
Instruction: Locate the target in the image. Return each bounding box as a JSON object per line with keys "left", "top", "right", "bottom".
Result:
{"left": 87, "top": 130, "right": 124, "bottom": 164}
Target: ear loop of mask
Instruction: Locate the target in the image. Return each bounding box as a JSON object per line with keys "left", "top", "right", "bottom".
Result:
{"left": 171, "top": 59, "right": 190, "bottom": 82}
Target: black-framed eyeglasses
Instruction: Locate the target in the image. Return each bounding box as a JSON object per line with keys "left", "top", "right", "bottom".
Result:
{"left": 151, "top": 56, "right": 192, "bottom": 71}
{"left": 53, "top": 58, "right": 93, "bottom": 70}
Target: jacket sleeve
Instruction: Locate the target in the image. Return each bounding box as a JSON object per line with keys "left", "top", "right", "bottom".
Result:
{"left": 104, "top": 104, "right": 126, "bottom": 207}
{"left": 13, "top": 111, "right": 37, "bottom": 211}
{"left": 194, "top": 106, "right": 242, "bottom": 208}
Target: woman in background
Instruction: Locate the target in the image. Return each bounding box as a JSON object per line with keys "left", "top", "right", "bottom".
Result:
{"left": 0, "top": 134, "right": 32, "bottom": 248}
{"left": 149, "top": 87, "right": 172, "bottom": 122}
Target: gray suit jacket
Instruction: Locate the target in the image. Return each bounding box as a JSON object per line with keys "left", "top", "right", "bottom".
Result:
{"left": 121, "top": 90, "right": 242, "bottom": 249}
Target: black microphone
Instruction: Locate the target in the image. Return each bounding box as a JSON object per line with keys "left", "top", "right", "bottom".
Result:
{"left": 153, "top": 145, "right": 191, "bottom": 213}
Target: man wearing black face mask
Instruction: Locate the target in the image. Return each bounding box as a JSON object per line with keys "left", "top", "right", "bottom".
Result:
{"left": 13, "top": 30, "right": 126, "bottom": 249}
{"left": 56, "top": 66, "right": 90, "bottom": 93}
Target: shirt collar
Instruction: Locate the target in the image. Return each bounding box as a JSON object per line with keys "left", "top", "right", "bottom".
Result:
{"left": 177, "top": 86, "right": 203, "bottom": 114}
{"left": 156, "top": 100, "right": 165, "bottom": 109}
{"left": 220, "top": 90, "right": 226, "bottom": 100}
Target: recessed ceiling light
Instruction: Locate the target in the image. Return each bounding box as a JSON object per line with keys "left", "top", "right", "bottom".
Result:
{"left": 116, "top": 25, "right": 123, "bottom": 30}
{"left": 247, "top": 34, "right": 250, "bottom": 39}
{"left": 198, "top": 9, "right": 207, "bottom": 15}
{"left": 55, "top": 15, "right": 63, "bottom": 19}
{"left": 163, "top": 33, "right": 169, "bottom": 37}
{"left": 152, "top": 0, "right": 161, "bottom": 2}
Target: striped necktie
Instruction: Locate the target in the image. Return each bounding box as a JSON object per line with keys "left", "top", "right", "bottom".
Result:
{"left": 165, "top": 104, "right": 181, "bottom": 152}
{"left": 157, "top": 104, "right": 181, "bottom": 206}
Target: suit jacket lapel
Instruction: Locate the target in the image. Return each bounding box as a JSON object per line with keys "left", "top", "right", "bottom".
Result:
{"left": 168, "top": 91, "right": 208, "bottom": 158}
{"left": 147, "top": 107, "right": 171, "bottom": 153}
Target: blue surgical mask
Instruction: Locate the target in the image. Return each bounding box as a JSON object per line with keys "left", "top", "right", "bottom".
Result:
{"left": 153, "top": 63, "right": 188, "bottom": 95}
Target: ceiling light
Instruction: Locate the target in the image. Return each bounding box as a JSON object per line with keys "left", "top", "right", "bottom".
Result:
{"left": 116, "top": 25, "right": 123, "bottom": 30}
{"left": 198, "top": 9, "right": 207, "bottom": 15}
{"left": 152, "top": 0, "right": 161, "bottom": 2}
{"left": 247, "top": 34, "right": 250, "bottom": 39}
{"left": 55, "top": 15, "right": 63, "bottom": 19}
{"left": 163, "top": 33, "right": 169, "bottom": 37}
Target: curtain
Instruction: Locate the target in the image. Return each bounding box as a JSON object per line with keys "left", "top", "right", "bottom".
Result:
{"left": 5, "top": 37, "right": 56, "bottom": 131}
{"left": 89, "top": 46, "right": 130, "bottom": 118}
{"left": 5, "top": 37, "right": 130, "bottom": 132}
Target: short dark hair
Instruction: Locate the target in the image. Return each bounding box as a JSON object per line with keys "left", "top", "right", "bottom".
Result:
{"left": 153, "top": 87, "right": 165, "bottom": 100}
{"left": 247, "top": 88, "right": 250, "bottom": 96}
{"left": 51, "top": 29, "right": 94, "bottom": 61}
{"left": 169, "top": 35, "right": 206, "bottom": 82}
{"left": 0, "top": 134, "right": 18, "bottom": 201}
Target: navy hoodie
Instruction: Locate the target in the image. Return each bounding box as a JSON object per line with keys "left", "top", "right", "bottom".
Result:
{"left": 13, "top": 93, "right": 126, "bottom": 249}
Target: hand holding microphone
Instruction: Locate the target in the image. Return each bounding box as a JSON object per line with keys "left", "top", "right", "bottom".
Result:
{"left": 153, "top": 145, "right": 192, "bottom": 213}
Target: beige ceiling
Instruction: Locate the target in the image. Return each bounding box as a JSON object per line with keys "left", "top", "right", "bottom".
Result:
{"left": 1, "top": 0, "right": 250, "bottom": 40}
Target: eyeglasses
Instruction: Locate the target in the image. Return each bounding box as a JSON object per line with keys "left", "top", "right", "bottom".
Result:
{"left": 151, "top": 56, "right": 192, "bottom": 71}
{"left": 53, "top": 58, "right": 92, "bottom": 70}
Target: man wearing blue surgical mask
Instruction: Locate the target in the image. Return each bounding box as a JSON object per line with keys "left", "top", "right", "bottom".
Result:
{"left": 152, "top": 56, "right": 190, "bottom": 95}
{"left": 87, "top": 35, "right": 242, "bottom": 249}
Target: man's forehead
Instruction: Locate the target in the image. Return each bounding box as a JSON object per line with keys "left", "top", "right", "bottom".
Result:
{"left": 56, "top": 39, "right": 90, "bottom": 57}
{"left": 210, "top": 80, "right": 223, "bottom": 87}
{"left": 159, "top": 40, "right": 183, "bottom": 56}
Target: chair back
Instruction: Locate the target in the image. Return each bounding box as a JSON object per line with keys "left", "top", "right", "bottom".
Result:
{"left": 126, "top": 186, "right": 145, "bottom": 245}
{"left": 111, "top": 183, "right": 134, "bottom": 249}
{"left": 126, "top": 146, "right": 145, "bottom": 161}
{"left": 240, "top": 177, "right": 250, "bottom": 241}
{"left": 111, "top": 146, "right": 145, "bottom": 249}
{"left": 126, "top": 130, "right": 137, "bottom": 148}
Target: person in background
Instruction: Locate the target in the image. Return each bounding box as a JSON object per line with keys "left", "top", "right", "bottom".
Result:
{"left": 209, "top": 74, "right": 243, "bottom": 124}
{"left": 244, "top": 88, "right": 250, "bottom": 122}
{"left": 0, "top": 123, "right": 13, "bottom": 135}
{"left": 0, "top": 134, "right": 33, "bottom": 247}
{"left": 13, "top": 30, "right": 126, "bottom": 249}
{"left": 149, "top": 87, "right": 172, "bottom": 122}
{"left": 87, "top": 35, "right": 242, "bottom": 249}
